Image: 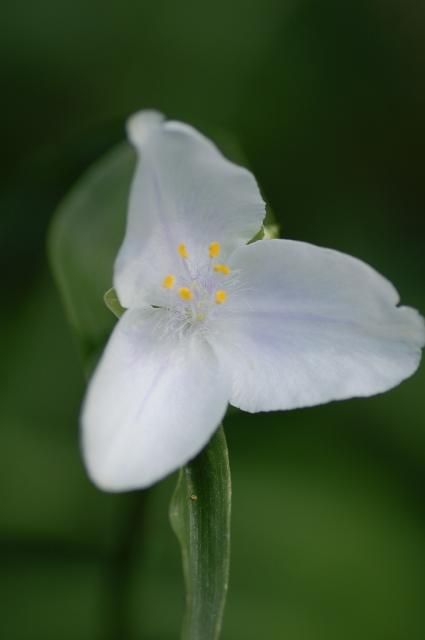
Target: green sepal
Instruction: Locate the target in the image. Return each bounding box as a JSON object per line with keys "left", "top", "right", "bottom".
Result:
{"left": 104, "top": 288, "right": 125, "bottom": 319}
{"left": 48, "top": 141, "right": 135, "bottom": 372}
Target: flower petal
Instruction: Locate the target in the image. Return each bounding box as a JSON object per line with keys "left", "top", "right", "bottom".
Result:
{"left": 81, "top": 308, "right": 229, "bottom": 491}
{"left": 114, "top": 110, "right": 265, "bottom": 308}
{"left": 211, "top": 239, "right": 425, "bottom": 412}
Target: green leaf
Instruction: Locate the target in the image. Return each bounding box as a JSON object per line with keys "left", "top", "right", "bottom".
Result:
{"left": 48, "top": 141, "right": 135, "bottom": 372}
{"left": 169, "top": 426, "right": 232, "bottom": 640}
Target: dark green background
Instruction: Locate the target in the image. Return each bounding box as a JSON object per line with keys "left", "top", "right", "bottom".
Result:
{"left": 1, "top": 1, "right": 425, "bottom": 638}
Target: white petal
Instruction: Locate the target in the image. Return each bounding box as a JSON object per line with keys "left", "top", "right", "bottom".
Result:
{"left": 126, "top": 110, "right": 164, "bottom": 146}
{"left": 211, "top": 239, "right": 425, "bottom": 412}
{"left": 114, "top": 110, "right": 265, "bottom": 308}
{"left": 82, "top": 308, "right": 229, "bottom": 491}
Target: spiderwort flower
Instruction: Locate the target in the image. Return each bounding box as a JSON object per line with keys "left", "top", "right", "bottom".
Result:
{"left": 82, "top": 110, "right": 425, "bottom": 491}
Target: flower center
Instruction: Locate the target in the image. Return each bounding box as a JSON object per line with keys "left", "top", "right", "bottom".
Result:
{"left": 159, "top": 242, "right": 231, "bottom": 334}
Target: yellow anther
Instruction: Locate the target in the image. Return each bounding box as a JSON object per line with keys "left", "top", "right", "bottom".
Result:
{"left": 213, "top": 263, "right": 231, "bottom": 275}
{"left": 209, "top": 241, "right": 221, "bottom": 258}
{"left": 162, "top": 274, "right": 176, "bottom": 289}
{"left": 178, "top": 243, "right": 188, "bottom": 258}
{"left": 179, "top": 287, "right": 193, "bottom": 301}
{"left": 215, "top": 290, "right": 228, "bottom": 304}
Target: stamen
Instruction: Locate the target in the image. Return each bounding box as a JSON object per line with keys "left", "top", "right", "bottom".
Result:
{"left": 213, "top": 263, "right": 231, "bottom": 275}
{"left": 215, "top": 290, "right": 228, "bottom": 304}
{"left": 178, "top": 243, "right": 189, "bottom": 258}
{"left": 179, "top": 287, "right": 193, "bottom": 301}
{"left": 162, "top": 274, "right": 176, "bottom": 289}
{"left": 209, "top": 241, "right": 221, "bottom": 258}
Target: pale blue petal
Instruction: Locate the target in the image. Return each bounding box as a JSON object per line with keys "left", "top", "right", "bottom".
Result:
{"left": 210, "top": 239, "right": 425, "bottom": 411}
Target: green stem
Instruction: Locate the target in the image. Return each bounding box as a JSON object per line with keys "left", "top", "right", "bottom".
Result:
{"left": 169, "top": 425, "right": 232, "bottom": 640}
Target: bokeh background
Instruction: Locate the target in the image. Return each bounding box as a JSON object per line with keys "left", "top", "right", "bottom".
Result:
{"left": 1, "top": 1, "right": 425, "bottom": 638}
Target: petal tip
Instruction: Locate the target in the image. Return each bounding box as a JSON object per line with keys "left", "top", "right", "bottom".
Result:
{"left": 126, "top": 110, "right": 165, "bottom": 148}
{"left": 82, "top": 438, "right": 150, "bottom": 493}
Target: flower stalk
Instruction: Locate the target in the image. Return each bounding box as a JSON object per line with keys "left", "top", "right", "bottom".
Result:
{"left": 170, "top": 425, "right": 231, "bottom": 640}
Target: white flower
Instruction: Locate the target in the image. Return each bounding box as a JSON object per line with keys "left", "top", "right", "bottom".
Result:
{"left": 82, "top": 110, "right": 425, "bottom": 492}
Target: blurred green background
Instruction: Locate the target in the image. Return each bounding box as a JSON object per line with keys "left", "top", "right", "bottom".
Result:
{"left": 1, "top": 0, "right": 425, "bottom": 638}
